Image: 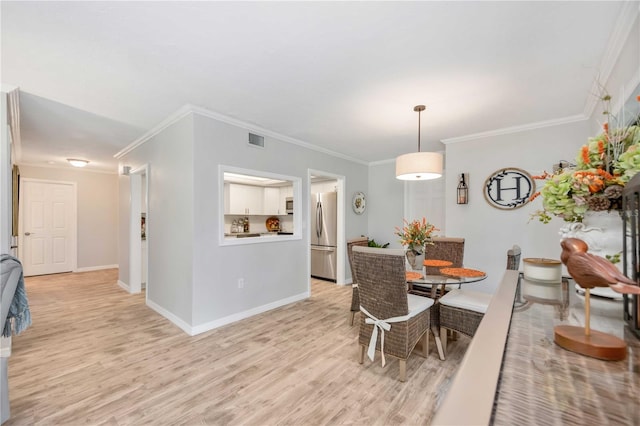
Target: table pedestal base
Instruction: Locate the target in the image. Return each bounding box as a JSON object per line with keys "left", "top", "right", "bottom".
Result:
{"left": 554, "top": 325, "right": 626, "bottom": 361}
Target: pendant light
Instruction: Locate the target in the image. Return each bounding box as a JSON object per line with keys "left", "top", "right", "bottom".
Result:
{"left": 395, "top": 105, "right": 443, "bottom": 180}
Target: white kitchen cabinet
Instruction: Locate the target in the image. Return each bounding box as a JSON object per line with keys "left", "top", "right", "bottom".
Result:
{"left": 224, "top": 183, "right": 230, "bottom": 214}
{"left": 228, "top": 184, "right": 264, "bottom": 215}
{"left": 263, "top": 187, "right": 280, "bottom": 215}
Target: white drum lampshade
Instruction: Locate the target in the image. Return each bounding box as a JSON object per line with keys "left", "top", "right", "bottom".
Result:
{"left": 395, "top": 105, "right": 443, "bottom": 181}
{"left": 396, "top": 151, "right": 443, "bottom": 180}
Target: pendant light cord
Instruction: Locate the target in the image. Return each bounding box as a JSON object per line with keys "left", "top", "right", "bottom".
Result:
{"left": 414, "top": 105, "right": 425, "bottom": 153}
{"left": 417, "top": 109, "right": 421, "bottom": 152}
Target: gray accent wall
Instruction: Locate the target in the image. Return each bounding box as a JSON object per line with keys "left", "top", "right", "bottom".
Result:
{"left": 118, "top": 115, "right": 195, "bottom": 326}
{"left": 191, "top": 114, "right": 368, "bottom": 326}
{"left": 118, "top": 111, "right": 368, "bottom": 331}
{"left": 118, "top": 175, "right": 130, "bottom": 285}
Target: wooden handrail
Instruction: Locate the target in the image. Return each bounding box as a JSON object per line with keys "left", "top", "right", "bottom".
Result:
{"left": 431, "top": 269, "right": 519, "bottom": 425}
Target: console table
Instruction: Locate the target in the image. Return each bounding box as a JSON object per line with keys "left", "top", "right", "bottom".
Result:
{"left": 433, "top": 271, "right": 640, "bottom": 425}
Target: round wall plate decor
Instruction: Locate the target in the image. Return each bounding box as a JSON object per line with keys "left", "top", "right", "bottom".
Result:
{"left": 483, "top": 167, "right": 535, "bottom": 210}
{"left": 352, "top": 191, "right": 366, "bottom": 214}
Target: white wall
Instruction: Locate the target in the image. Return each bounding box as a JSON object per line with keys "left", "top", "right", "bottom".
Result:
{"left": 444, "top": 120, "right": 591, "bottom": 294}
{"left": 18, "top": 165, "right": 118, "bottom": 269}
{"left": 367, "top": 160, "right": 405, "bottom": 250}
{"left": 0, "top": 94, "right": 10, "bottom": 254}
{"left": 118, "top": 115, "right": 195, "bottom": 326}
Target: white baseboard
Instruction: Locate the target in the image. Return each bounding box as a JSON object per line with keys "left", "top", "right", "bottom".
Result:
{"left": 145, "top": 299, "right": 194, "bottom": 335}
{"left": 190, "top": 291, "right": 310, "bottom": 335}
{"left": 75, "top": 264, "right": 119, "bottom": 273}
{"left": 128, "top": 290, "right": 310, "bottom": 337}
{"left": 117, "top": 280, "right": 129, "bottom": 292}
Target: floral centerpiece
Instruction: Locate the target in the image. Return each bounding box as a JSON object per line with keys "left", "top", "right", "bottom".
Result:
{"left": 531, "top": 93, "right": 640, "bottom": 223}
{"left": 395, "top": 217, "right": 439, "bottom": 269}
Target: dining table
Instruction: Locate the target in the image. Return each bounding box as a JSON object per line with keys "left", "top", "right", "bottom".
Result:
{"left": 406, "top": 262, "right": 488, "bottom": 360}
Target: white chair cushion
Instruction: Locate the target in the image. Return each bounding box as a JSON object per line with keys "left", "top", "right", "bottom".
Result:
{"left": 438, "top": 289, "right": 492, "bottom": 314}
{"left": 407, "top": 293, "right": 434, "bottom": 319}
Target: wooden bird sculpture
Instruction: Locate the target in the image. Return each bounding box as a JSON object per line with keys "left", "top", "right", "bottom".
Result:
{"left": 556, "top": 238, "right": 637, "bottom": 360}
{"left": 560, "top": 238, "right": 640, "bottom": 295}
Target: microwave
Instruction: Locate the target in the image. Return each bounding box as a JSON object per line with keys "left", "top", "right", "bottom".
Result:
{"left": 285, "top": 197, "right": 294, "bottom": 214}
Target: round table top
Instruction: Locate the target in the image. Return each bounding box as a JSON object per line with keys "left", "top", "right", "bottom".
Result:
{"left": 439, "top": 267, "right": 485, "bottom": 278}
{"left": 405, "top": 271, "right": 423, "bottom": 281}
{"left": 423, "top": 259, "right": 453, "bottom": 267}
{"left": 408, "top": 269, "right": 487, "bottom": 285}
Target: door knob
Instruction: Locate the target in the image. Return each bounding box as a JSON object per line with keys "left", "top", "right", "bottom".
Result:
{"left": 24, "top": 232, "right": 31, "bottom": 236}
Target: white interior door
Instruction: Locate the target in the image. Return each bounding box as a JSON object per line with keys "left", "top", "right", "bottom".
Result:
{"left": 21, "top": 180, "right": 76, "bottom": 276}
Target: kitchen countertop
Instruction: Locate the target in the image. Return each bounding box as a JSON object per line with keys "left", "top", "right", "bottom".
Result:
{"left": 224, "top": 231, "right": 288, "bottom": 238}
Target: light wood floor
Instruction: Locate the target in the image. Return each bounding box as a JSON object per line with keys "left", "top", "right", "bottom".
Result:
{"left": 6, "top": 269, "right": 470, "bottom": 425}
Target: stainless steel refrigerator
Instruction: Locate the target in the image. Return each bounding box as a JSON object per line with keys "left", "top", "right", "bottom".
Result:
{"left": 311, "top": 192, "right": 337, "bottom": 281}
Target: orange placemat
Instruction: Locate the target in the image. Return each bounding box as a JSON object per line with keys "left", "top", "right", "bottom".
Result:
{"left": 423, "top": 259, "right": 453, "bottom": 267}
{"left": 405, "top": 271, "right": 423, "bottom": 281}
{"left": 439, "top": 267, "right": 485, "bottom": 278}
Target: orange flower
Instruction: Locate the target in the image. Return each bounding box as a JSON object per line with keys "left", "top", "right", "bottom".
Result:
{"left": 531, "top": 172, "right": 549, "bottom": 180}
{"left": 598, "top": 140, "right": 604, "bottom": 155}
{"left": 581, "top": 146, "right": 590, "bottom": 164}
{"left": 603, "top": 122, "right": 609, "bottom": 133}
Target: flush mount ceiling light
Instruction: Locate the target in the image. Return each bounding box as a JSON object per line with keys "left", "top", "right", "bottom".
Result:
{"left": 395, "top": 105, "right": 443, "bottom": 181}
{"left": 67, "top": 158, "right": 89, "bottom": 168}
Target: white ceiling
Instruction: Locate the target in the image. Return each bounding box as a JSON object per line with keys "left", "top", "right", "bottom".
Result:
{"left": 1, "top": 1, "right": 630, "bottom": 173}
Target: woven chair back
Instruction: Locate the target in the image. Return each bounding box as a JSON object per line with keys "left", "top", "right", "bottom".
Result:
{"left": 424, "top": 237, "right": 465, "bottom": 274}
{"left": 352, "top": 247, "right": 409, "bottom": 319}
{"left": 507, "top": 245, "right": 522, "bottom": 270}
{"left": 347, "top": 237, "right": 370, "bottom": 283}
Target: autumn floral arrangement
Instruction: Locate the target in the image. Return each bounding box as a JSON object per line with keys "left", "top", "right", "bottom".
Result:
{"left": 394, "top": 217, "right": 439, "bottom": 254}
{"left": 531, "top": 92, "right": 640, "bottom": 223}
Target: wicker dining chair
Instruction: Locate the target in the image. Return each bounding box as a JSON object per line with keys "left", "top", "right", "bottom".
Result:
{"left": 352, "top": 246, "right": 434, "bottom": 382}
{"left": 438, "top": 245, "right": 521, "bottom": 358}
{"left": 411, "top": 237, "right": 465, "bottom": 297}
{"left": 347, "top": 237, "right": 370, "bottom": 326}
{"left": 424, "top": 237, "right": 465, "bottom": 274}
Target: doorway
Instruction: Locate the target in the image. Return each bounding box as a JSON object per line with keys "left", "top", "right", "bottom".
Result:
{"left": 308, "top": 170, "right": 345, "bottom": 290}
{"left": 19, "top": 179, "right": 77, "bottom": 276}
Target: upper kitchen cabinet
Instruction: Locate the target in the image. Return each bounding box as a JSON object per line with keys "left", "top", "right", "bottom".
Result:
{"left": 228, "top": 183, "right": 264, "bottom": 215}
{"left": 263, "top": 187, "right": 280, "bottom": 215}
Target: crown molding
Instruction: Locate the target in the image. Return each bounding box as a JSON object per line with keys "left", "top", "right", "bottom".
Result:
{"left": 3, "top": 87, "right": 21, "bottom": 163}
{"left": 190, "top": 105, "right": 368, "bottom": 165}
{"left": 442, "top": 1, "right": 638, "bottom": 147}
{"left": 369, "top": 158, "right": 396, "bottom": 167}
{"left": 114, "top": 105, "right": 193, "bottom": 159}
{"left": 583, "top": 0, "right": 640, "bottom": 119}
{"left": 441, "top": 114, "right": 587, "bottom": 145}
{"left": 115, "top": 104, "right": 368, "bottom": 166}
